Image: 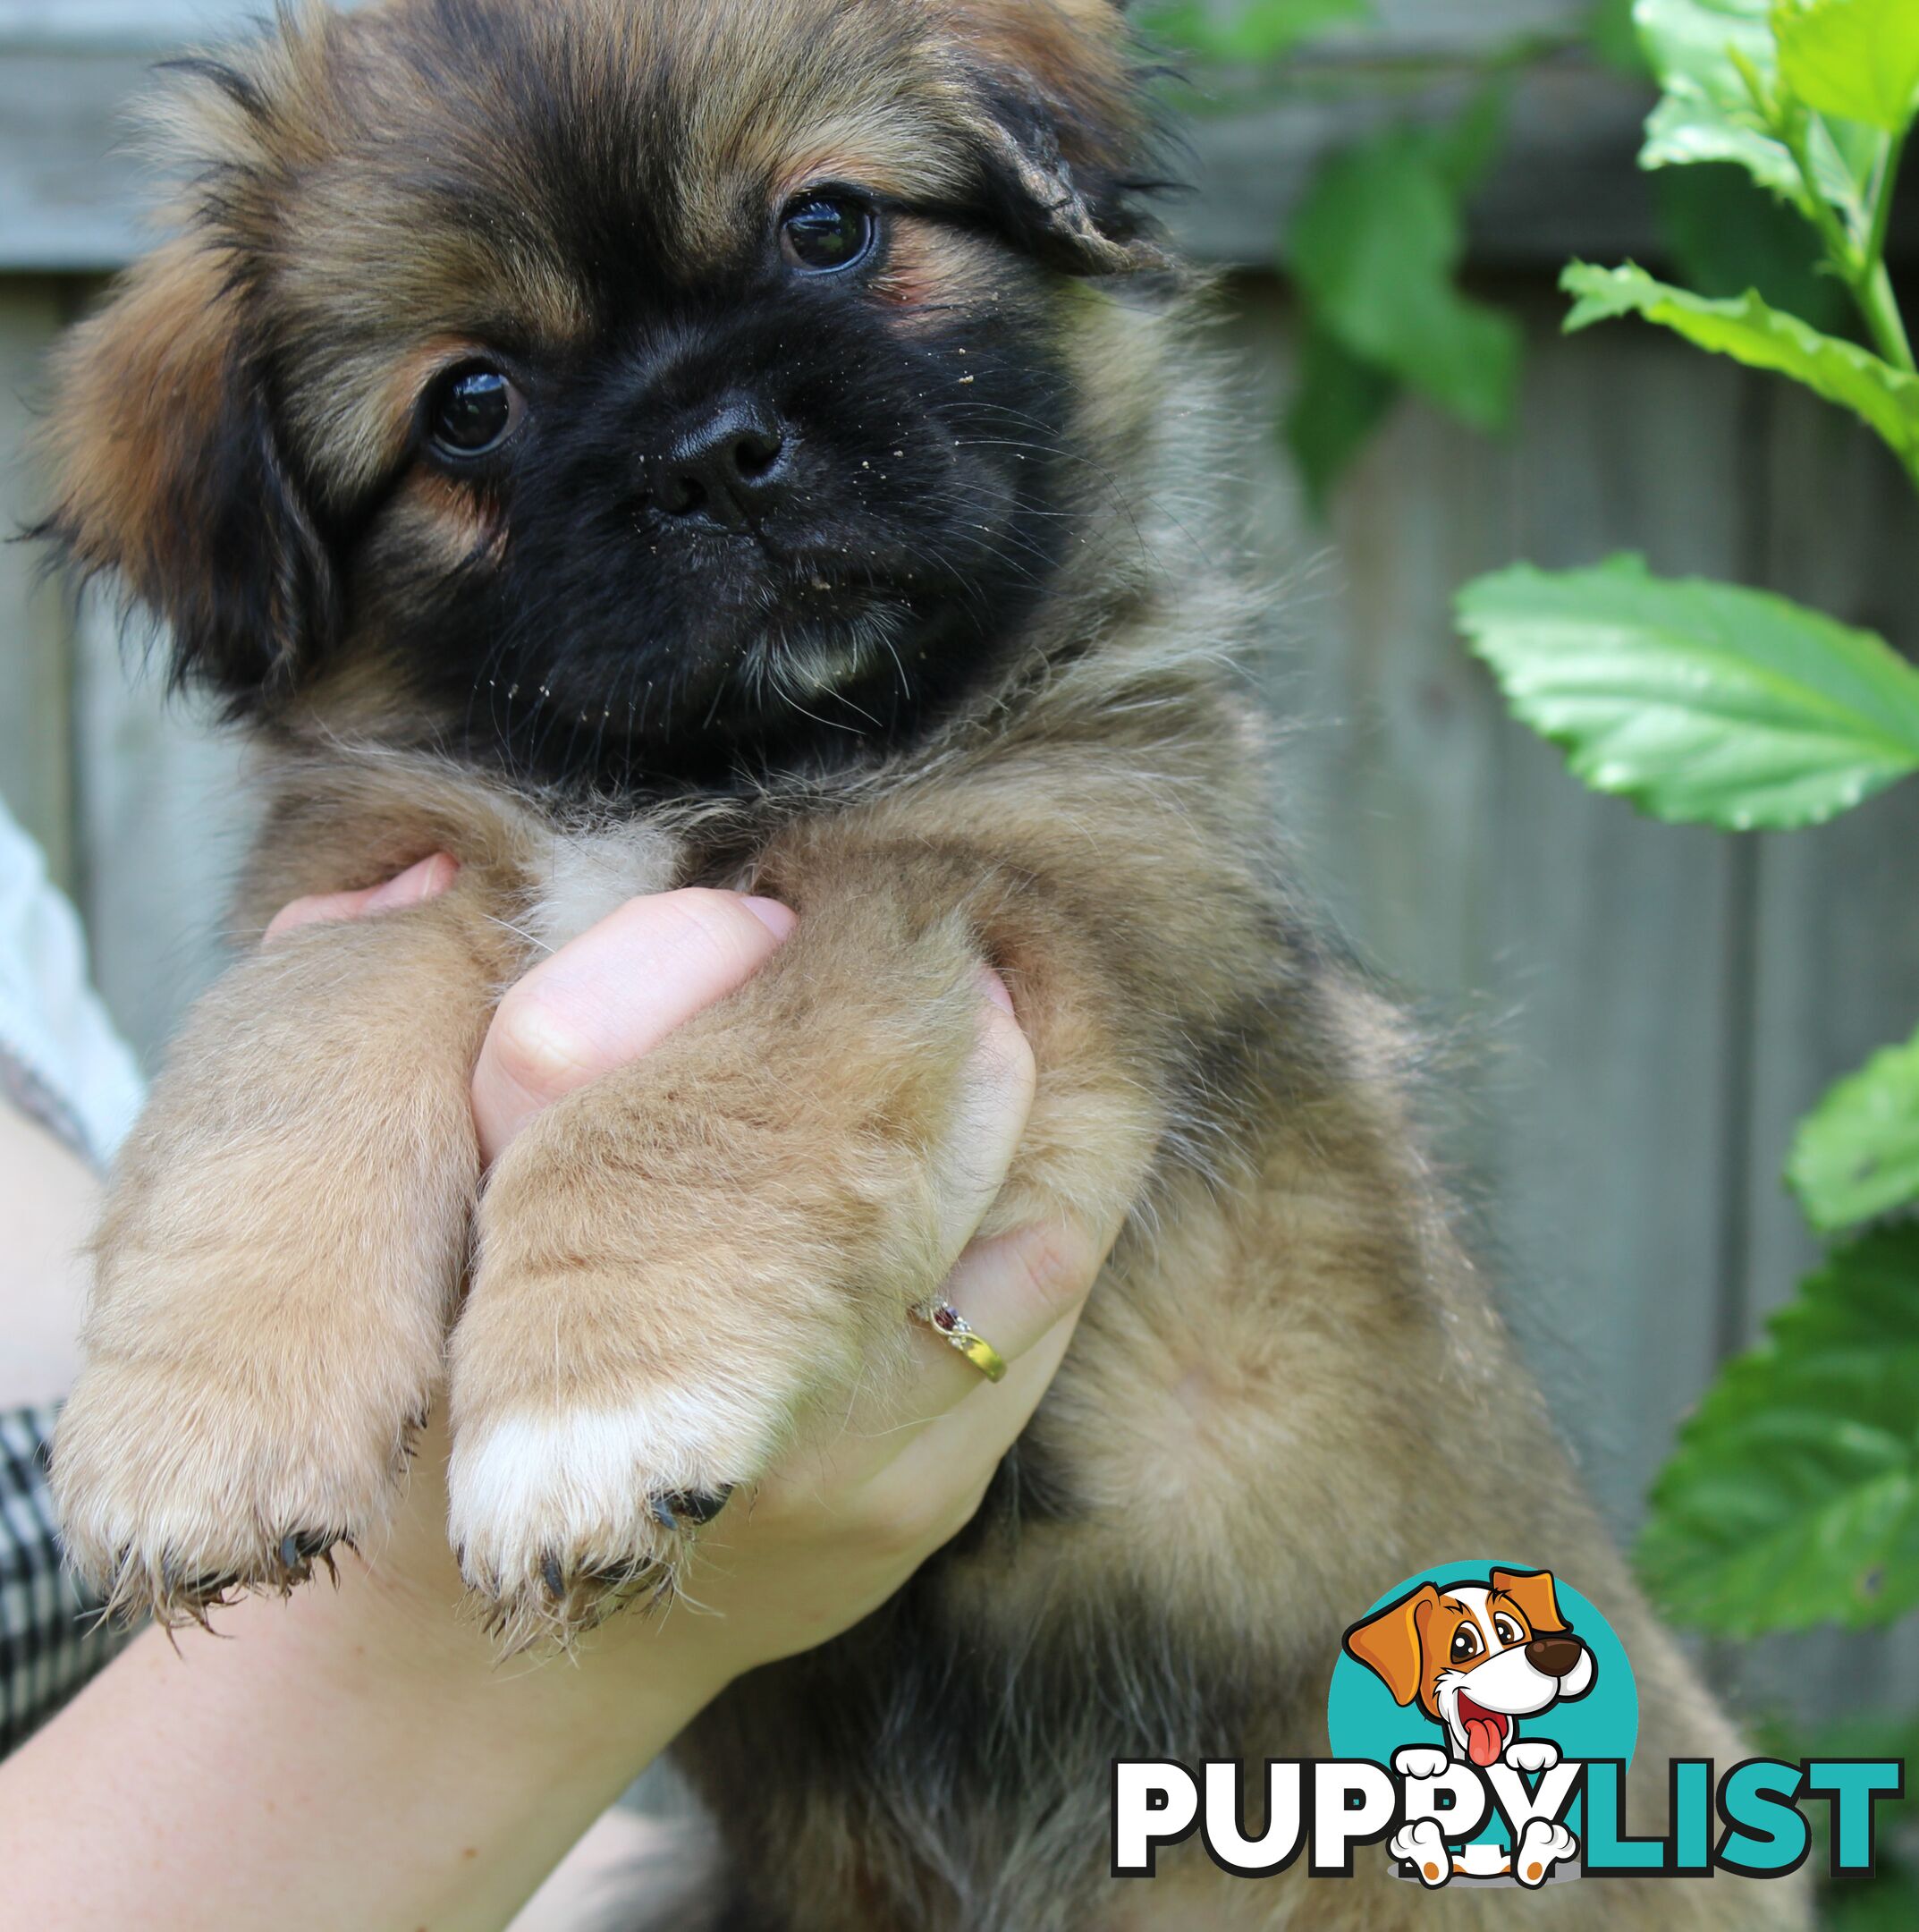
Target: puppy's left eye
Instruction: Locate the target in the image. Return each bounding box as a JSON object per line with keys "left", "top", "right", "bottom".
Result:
{"left": 425, "top": 363, "right": 524, "bottom": 461}
{"left": 781, "top": 192, "right": 877, "bottom": 273}
{"left": 1493, "top": 1615, "right": 1524, "bottom": 1647}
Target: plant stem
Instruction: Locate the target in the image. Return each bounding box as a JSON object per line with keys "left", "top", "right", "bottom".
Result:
{"left": 1861, "top": 128, "right": 1915, "bottom": 374}
{"left": 1859, "top": 263, "right": 1915, "bottom": 374}
{"left": 1784, "top": 116, "right": 1915, "bottom": 373}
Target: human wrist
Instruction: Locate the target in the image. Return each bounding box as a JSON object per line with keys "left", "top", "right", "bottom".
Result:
{"left": 271, "top": 1463, "right": 736, "bottom": 1781}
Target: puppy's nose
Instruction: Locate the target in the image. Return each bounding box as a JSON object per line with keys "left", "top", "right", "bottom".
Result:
{"left": 654, "top": 400, "right": 790, "bottom": 532}
{"left": 1526, "top": 1636, "right": 1585, "bottom": 1679}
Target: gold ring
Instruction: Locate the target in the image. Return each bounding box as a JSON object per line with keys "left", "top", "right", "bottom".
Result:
{"left": 922, "top": 1300, "right": 1009, "bottom": 1383}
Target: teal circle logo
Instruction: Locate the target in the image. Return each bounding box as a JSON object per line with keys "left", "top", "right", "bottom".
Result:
{"left": 1328, "top": 1561, "right": 1637, "bottom": 1868}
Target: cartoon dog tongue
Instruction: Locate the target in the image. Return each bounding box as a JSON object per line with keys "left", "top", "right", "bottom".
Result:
{"left": 1458, "top": 1699, "right": 1506, "bottom": 1767}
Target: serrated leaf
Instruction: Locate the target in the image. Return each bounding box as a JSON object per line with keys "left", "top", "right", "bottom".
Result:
{"left": 1635, "top": 0, "right": 1873, "bottom": 216}
{"left": 1562, "top": 262, "right": 1919, "bottom": 482}
{"left": 1456, "top": 555, "right": 1919, "bottom": 829}
{"left": 1639, "top": 1223, "right": 1919, "bottom": 1635}
{"left": 1776, "top": 0, "right": 1919, "bottom": 135}
{"left": 1140, "top": 0, "right": 1368, "bottom": 61}
{"left": 1290, "top": 131, "right": 1521, "bottom": 434}
{"left": 1640, "top": 91, "right": 1807, "bottom": 200}
{"left": 1286, "top": 322, "right": 1400, "bottom": 514}
{"left": 1637, "top": 0, "right": 1779, "bottom": 105}
{"left": 1790, "top": 1026, "right": 1919, "bottom": 1230}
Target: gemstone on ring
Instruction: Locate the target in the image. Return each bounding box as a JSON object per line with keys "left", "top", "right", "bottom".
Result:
{"left": 919, "top": 1299, "right": 1008, "bottom": 1383}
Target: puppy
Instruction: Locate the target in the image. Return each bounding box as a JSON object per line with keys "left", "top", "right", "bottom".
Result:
{"left": 38, "top": 3, "right": 1805, "bottom": 1926}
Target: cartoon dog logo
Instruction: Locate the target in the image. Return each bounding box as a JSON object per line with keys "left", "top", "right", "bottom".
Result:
{"left": 1342, "top": 1567, "right": 1595, "bottom": 1885}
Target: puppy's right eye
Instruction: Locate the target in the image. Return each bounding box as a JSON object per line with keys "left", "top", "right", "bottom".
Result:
{"left": 1450, "top": 1626, "right": 1483, "bottom": 1664}
{"left": 425, "top": 364, "right": 524, "bottom": 461}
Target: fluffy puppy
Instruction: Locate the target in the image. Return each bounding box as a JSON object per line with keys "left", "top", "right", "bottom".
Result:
{"left": 38, "top": 2, "right": 1802, "bottom": 1927}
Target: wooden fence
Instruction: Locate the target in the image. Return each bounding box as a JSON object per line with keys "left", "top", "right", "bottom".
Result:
{"left": 2, "top": 0, "right": 1915, "bottom": 1726}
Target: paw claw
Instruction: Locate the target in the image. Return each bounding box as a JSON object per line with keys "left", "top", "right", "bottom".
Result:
{"left": 54, "top": 1356, "right": 423, "bottom": 1628}
{"left": 448, "top": 1401, "right": 765, "bottom": 1655}
{"left": 664, "top": 1487, "right": 733, "bottom": 1527}
{"left": 477, "top": 1555, "right": 673, "bottom": 1656}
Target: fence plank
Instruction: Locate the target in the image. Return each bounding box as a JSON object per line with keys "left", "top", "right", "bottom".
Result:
{"left": 71, "top": 599, "right": 254, "bottom": 1070}
{"left": 1219, "top": 280, "right": 1756, "bottom": 1540}
{"left": 0, "top": 278, "right": 73, "bottom": 888}
{"left": 0, "top": 0, "right": 1683, "bottom": 274}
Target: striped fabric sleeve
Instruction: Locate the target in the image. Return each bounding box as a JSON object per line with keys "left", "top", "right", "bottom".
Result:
{"left": 0, "top": 1404, "right": 129, "bottom": 1757}
{"left": 0, "top": 801, "right": 146, "bottom": 1752}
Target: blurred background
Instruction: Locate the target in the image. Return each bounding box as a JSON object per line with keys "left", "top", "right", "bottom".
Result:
{"left": 2, "top": 0, "right": 1915, "bottom": 1771}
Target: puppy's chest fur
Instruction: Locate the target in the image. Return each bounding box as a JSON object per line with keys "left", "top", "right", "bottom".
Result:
{"left": 526, "top": 820, "right": 692, "bottom": 952}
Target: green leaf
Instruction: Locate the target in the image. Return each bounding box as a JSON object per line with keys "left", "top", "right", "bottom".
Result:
{"left": 1636, "top": 0, "right": 1778, "bottom": 106}
{"left": 1638, "top": 1223, "right": 1919, "bottom": 1635}
{"left": 1456, "top": 555, "right": 1919, "bottom": 829}
{"left": 1562, "top": 262, "right": 1919, "bottom": 481}
{"left": 1425, "top": 78, "right": 1515, "bottom": 199}
{"left": 1592, "top": 0, "right": 1653, "bottom": 74}
{"left": 1636, "top": 0, "right": 1794, "bottom": 198}
{"left": 1775, "top": 0, "right": 1919, "bottom": 136}
{"left": 1285, "top": 324, "right": 1400, "bottom": 513}
{"left": 1790, "top": 1026, "right": 1919, "bottom": 1231}
{"left": 1653, "top": 162, "right": 1854, "bottom": 332}
{"left": 1139, "top": 0, "right": 1368, "bottom": 61}
{"left": 1290, "top": 130, "right": 1521, "bottom": 434}
{"left": 1825, "top": 1865, "right": 1919, "bottom": 1932}
{"left": 1634, "top": 0, "right": 1873, "bottom": 218}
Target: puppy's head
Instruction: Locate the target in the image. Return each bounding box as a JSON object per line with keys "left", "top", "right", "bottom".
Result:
{"left": 40, "top": 0, "right": 1172, "bottom": 789}
{"left": 1342, "top": 1570, "right": 1596, "bottom": 1767}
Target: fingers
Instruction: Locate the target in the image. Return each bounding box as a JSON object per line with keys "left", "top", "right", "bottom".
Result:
{"left": 930, "top": 968, "right": 1036, "bottom": 1258}
{"left": 847, "top": 1216, "right": 1111, "bottom": 1533}
{"left": 472, "top": 890, "right": 798, "bottom": 1163}
{"left": 262, "top": 853, "right": 461, "bottom": 943}
{"left": 919, "top": 1217, "right": 1104, "bottom": 1406}
{"left": 807, "top": 1213, "right": 1108, "bottom": 1493}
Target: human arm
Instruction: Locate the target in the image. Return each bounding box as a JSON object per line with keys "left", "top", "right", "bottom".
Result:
{"left": 0, "top": 875, "right": 1102, "bottom": 1932}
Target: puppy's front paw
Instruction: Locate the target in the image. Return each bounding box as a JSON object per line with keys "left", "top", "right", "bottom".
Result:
{"left": 448, "top": 1106, "right": 909, "bottom": 1648}
{"left": 1503, "top": 1739, "right": 1561, "bottom": 1775}
{"left": 1392, "top": 1746, "right": 1453, "bottom": 1782}
{"left": 447, "top": 1369, "right": 785, "bottom": 1650}
{"left": 55, "top": 1352, "right": 423, "bottom": 1624}
{"left": 51, "top": 894, "right": 493, "bottom": 1625}
{"left": 448, "top": 923, "right": 987, "bottom": 1651}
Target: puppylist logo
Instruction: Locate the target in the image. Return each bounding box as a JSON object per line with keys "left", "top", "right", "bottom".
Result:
{"left": 1112, "top": 1561, "right": 1906, "bottom": 1892}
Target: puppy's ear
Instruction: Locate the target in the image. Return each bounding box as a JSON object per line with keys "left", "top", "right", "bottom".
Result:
{"left": 1490, "top": 1568, "right": 1572, "bottom": 1637}
{"left": 1342, "top": 1583, "right": 1439, "bottom": 1707}
{"left": 38, "top": 233, "right": 334, "bottom": 705}
{"left": 946, "top": 0, "right": 1170, "bottom": 275}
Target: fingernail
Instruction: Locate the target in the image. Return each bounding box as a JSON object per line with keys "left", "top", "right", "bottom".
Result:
{"left": 740, "top": 895, "right": 799, "bottom": 942}
{"left": 367, "top": 853, "right": 459, "bottom": 911}
{"left": 976, "top": 965, "right": 1016, "bottom": 1016}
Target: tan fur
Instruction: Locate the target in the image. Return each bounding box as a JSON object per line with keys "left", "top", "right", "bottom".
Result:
{"left": 41, "top": 237, "right": 247, "bottom": 620}
{"left": 40, "top": 1, "right": 1808, "bottom": 1925}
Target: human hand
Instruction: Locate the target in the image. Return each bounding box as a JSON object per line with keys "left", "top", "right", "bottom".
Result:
{"left": 266, "top": 857, "right": 1103, "bottom": 1699}
{"left": 4, "top": 861, "right": 1104, "bottom": 1932}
